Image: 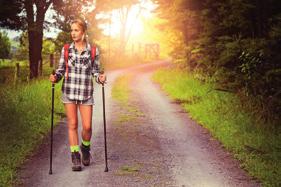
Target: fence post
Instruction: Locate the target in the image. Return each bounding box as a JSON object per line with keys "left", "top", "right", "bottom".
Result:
{"left": 38, "top": 59, "right": 43, "bottom": 76}
{"left": 14, "top": 63, "right": 20, "bottom": 85}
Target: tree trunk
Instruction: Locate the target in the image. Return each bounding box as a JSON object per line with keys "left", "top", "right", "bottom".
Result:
{"left": 28, "top": 29, "right": 43, "bottom": 79}
{"left": 119, "top": 6, "right": 130, "bottom": 55}
{"left": 25, "top": 0, "right": 52, "bottom": 79}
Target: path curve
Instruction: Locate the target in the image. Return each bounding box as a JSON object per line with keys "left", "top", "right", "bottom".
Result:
{"left": 18, "top": 61, "right": 260, "bottom": 187}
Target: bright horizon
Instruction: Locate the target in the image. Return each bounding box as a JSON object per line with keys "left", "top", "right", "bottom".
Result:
{"left": 98, "top": 0, "right": 157, "bottom": 39}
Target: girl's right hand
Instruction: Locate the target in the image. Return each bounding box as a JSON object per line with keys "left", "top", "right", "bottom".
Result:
{"left": 49, "top": 74, "right": 57, "bottom": 83}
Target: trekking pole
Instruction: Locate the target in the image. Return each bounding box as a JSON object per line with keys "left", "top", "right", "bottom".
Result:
{"left": 102, "top": 81, "right": 109, "bottom": 172}
{"left": 49, "top": 70, "right": 55, "bottom": 175}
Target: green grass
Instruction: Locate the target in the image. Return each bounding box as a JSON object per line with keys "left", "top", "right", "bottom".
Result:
{"left": 153, "top": 68, "right": 281, "bottom": 187}
{"left": 0, "top": 79, "right": 64, "bottom": 186}
{"left": 111, "top": 75, "right": 143, "bottom": 124}
{"left": 0, "top": 59, "right": 28, "bottom": 68}
{"left": 0, "top": 60, "right": 29, "bottom": 84}
{"left": 111, "top": 75, "right": 130, "bottom": 104}
{"left": 115, "top": 164, "right": 141, "bottom": 176}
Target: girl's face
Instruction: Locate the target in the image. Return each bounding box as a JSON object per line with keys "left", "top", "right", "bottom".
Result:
{"left": 71, "top": 23, "right": 84, "bottom": 42}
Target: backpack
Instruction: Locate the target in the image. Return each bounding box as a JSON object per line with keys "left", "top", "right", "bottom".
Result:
{"left": 63, "top": 44, "right": 96, "bottom": 80}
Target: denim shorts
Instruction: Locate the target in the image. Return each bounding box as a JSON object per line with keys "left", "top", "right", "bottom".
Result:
{"left": 61, "top": 94, "right": 94, "bottom": 105}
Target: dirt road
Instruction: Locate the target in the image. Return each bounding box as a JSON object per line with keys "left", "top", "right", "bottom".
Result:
{"left": 18, "top": 62, "right": 260, "bottom": 187}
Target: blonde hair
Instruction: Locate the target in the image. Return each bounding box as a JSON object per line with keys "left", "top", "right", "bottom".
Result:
{"left": 71, "top": 18, "right": 87, "bottom": 41}
{"left": 71, "top": 18, "right": 87, "bottom": 32}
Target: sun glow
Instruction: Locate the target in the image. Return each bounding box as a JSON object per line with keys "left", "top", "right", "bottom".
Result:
{"left": 99, "top": 0, "right": 157, "bottom": 38}
{"left": 110, "top": 8, "right": 144, "bottom": 37}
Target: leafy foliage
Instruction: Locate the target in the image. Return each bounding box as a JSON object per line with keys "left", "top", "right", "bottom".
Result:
{"left": 154, "top": 0, "right": 281, "bottom": 123}
{"left": 0, "top": 0, "right": 24, "bottom": 30}
{"left": 14, "top": 32, "right": 29, "bottom": 61}
{"left": 153, "top": 68, "right": 281, "bottom": 187}
{"left": 0, "top": 32, "right": 11, "bottom": 59}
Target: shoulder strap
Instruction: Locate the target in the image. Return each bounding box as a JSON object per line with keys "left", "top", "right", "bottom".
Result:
{"left": 64, "top": 44, "right": 70, "bottom": 80}
{"left": 90, "top": 45, "right": 96, "bottom": 66}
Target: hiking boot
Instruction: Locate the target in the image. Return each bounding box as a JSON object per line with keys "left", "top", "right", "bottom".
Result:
{"left": 71, "top": 152, "right": 82, "bottom": 171}
{"left": 80, "top": 144, "right": 91, "bottom": 166}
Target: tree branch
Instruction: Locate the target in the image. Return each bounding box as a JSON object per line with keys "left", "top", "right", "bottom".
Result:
{"left": 24, "top": 0, "right": 35, "bottom": 27}
{"left": 45, "top": 0, "right": 53, "bottom": 12}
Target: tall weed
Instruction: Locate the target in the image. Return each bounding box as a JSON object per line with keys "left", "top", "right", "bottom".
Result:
{"left": 0, "top": 79, "right": 63, "bottom": 186}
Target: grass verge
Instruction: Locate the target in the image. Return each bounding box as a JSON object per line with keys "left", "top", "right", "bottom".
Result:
{"left": 115, "top": 164, "right": 141, "bottom": 176}
{"left": 152, "top": 68, "right": 281, "bottom": 187}
{"left": 111, "top": 75, "right": 130, "bottom": 104}
{"left": 111, "top": 74, "right": 143, "bottom": 124}
{"left": 0, "top": 79, "right": 64, "bottom": 186}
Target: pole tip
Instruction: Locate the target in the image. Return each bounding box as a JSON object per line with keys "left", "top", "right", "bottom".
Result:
{"left": 104, "top": 167, "right": 108, "bottom": 172}
{"left": 49, "top": 170, "right": 52, "bottom": 175}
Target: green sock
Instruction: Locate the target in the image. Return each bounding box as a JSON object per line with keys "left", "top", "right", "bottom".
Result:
{"left": 82, "top": 140, "right": 90, "bottom": 147}
{"left": 70, "top": 145, "right": 80, "bottom": 152}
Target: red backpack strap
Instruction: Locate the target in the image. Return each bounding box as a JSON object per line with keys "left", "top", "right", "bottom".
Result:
{"left": 90, "top": 45, "right": 96, "bottom": 66}
{"left": 64, "top": 44, "right": 70, "bottom": 80}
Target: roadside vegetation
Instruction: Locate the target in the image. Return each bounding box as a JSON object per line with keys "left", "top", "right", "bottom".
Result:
{"left": 111, "top": 74, "right": 143, "bottom": 124}
{"left": 0, "top": 78, "right": 64, "bottom": 186}
{"left": 0, "top": 32, "right": 64, "bottom": 186}
{"left": 152, "top": 1, "right": 281, "bottom": 186}
{"left": 111, "top": 75, "right": 131, "bottom": 104}
{"left": 153, "top": 68, "right": 281, "bottom": 187}
{"left": 154, "top": 0, "right": 281, "bottom": 125}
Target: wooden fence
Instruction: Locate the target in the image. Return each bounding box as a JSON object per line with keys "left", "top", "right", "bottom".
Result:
{"left": 0, "top": 53, "right": 60, "bottom": 85}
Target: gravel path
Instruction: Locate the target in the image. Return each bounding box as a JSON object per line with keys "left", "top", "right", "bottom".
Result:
{"left": 18, "top": 62, "right": 260, "bottom": 187}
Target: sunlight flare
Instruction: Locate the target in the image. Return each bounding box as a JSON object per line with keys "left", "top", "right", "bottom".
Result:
{"left": 99, "top": 0, "right": 157, "bottom": 38}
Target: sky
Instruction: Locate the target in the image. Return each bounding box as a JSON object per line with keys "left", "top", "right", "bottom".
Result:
{"left": 3, "top": 29, "right": 21, "bottom": 39}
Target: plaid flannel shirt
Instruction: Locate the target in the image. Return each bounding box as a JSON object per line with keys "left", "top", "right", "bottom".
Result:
{"left": 55, "top": 42, "right": 101, "bottom": 101}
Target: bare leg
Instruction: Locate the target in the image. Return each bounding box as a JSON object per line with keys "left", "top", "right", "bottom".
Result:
{"left": 79, "top": 104, "right": 93, "bottom": 142}
{"left": 65, "top": 103, "right": 79, "bottom": 146}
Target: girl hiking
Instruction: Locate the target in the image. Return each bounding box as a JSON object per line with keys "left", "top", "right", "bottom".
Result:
{"left": 49, "top": 18, "right": 106, "bottom": 171}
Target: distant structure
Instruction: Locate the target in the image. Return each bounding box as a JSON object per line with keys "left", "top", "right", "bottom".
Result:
{"left": 144, "top": 43, "right": 160, "bottom": 59}
{"left": 131, "top": 42, "right": 160, "bottom": 59}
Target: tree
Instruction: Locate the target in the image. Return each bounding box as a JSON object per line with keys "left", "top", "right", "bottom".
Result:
{"left": 0, "top": 0, "right": 148, "bottom": 79}
{"left": 0, "top": 31, "right": 11, "bottom": 60}
{"left": 0, "top": 0, "right": 104, "bottom": 79}
{"left": 152, "top": 0, "right": 281, "bottom": 121}
{"left": 42, "top": 38, "right": 55, "bottom": 56}
{"left": 0, "top": 0, "right": 54, "bottom": 79}
{"left": 53, "top": 31, "right": 72, "bottom": 53}
{"left": 51, "top": 0, "right": 135, "bottom": 48}
{"left": 52, "top": 0, "right": 96, "bottom": 32}
{"left": 117, "top": 2, "right": 142, "bottom": 54}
